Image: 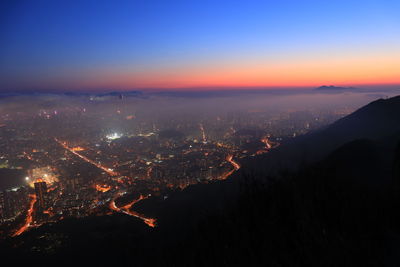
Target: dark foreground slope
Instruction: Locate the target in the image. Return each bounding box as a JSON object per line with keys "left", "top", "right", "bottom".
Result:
{"left": 2, "top": 96, "right": 400, "bottom": 266}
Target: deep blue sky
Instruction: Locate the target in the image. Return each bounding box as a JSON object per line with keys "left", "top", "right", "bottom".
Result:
{"left": 1, "top": 0, "right": 399, "bottom": 92}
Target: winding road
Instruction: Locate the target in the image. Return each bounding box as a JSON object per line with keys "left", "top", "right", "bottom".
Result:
{"left": 12, "top": 194, "right": 37, "bottom": 237}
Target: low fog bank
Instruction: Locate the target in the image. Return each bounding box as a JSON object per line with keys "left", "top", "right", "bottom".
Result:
{"left": 1, "top": 88, "right": 399, "bottom": 118}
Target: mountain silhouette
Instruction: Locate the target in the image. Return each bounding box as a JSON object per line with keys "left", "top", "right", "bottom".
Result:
{"left": 251, "top": 96, "right": 400, "bottom": 177}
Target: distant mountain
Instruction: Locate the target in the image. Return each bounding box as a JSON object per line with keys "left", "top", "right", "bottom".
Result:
{"left": 316, "top": 85, "right": 357, "bottom": 91}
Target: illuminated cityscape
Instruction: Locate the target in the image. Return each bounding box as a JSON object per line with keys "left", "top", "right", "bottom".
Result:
{"left": 0, "top": 92, "right": 359, "bottom": 237}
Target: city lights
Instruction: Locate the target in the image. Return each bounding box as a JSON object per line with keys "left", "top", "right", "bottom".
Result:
{"left": 106, "top": 132, "right": 123, "bottom": 140}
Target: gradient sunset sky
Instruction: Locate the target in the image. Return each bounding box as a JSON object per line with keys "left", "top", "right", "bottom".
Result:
{"left": 1, "top": 0, "right": 399, "bottom": 92}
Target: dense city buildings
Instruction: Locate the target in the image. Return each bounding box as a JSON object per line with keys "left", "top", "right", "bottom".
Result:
{"left": 0, "top": 92, "right": 376, "bottom": 237}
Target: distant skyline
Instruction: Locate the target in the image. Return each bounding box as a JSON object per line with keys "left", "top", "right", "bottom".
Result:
{"left": 1, "top": 0, "right": 400, "bottom": 92}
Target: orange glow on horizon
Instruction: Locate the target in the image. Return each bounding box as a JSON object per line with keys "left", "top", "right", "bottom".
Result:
{"left": 14, "top": 48, "right": 400, "bottom": 91}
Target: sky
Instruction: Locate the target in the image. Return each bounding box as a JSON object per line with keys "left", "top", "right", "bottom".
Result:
{"left": 0, "top": 0, "right": 400, "bottom": 92}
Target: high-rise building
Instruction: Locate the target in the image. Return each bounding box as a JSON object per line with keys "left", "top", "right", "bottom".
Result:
{"left": 34, "top": 181, "right": 47, "bottom": 210}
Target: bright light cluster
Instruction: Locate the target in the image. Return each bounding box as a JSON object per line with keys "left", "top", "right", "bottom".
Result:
{"left": 106, "top": 132, "right": 123, "bottom": 140}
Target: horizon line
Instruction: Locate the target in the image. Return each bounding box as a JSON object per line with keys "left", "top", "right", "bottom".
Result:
{"left": 1, "top": 83, "right": 400, "bottom": 94}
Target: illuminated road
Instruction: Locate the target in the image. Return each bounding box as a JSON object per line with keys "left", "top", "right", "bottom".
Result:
{"left": 256, "top": 136, "right": 279, "bottom": 155}
{"left": 55, "top": 138, "right": 119, "bottom": 176}
{"left": 96, "top": 184, "right": 111, "bottom": 192}
{"left": 261, "top": 137, "right": 272, "bottom": 150}
{"left": 226, "top": 154, "right": 240, "bottom": 170}
{"left": 219, "top": 169, "right": 235, "bottom": 180}
{"left": 12, "top": 194, "right": 37, "bottom": 237}
{"left": 53, "top": 137, "right": 254, "bottom": 229}
{"left": 56, "top": 138, "right": 155, "bottom": 226}
{"left": 219, "top": 154, "right": 241, "bottom": 180}
{"left": 109, "top": 194, "right": 156, "bottom": 228}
